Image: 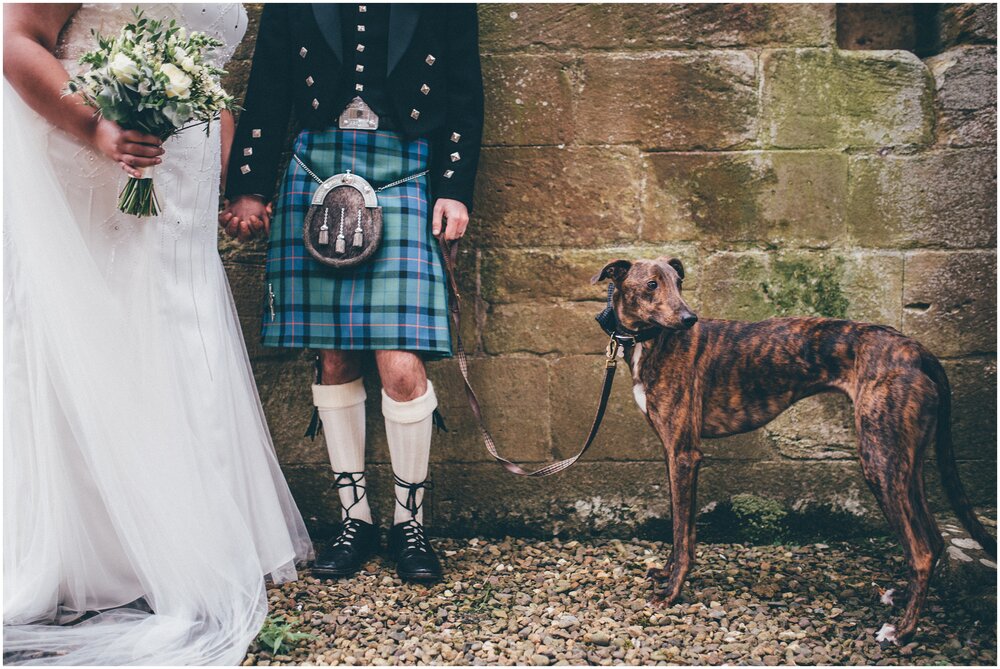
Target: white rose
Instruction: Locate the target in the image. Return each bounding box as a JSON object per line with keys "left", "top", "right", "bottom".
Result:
{"left": 160, "top": 63, "right": 193, "bottom": 99}
{"left": 109, "top": 53, "right": 140, "bottom": 86}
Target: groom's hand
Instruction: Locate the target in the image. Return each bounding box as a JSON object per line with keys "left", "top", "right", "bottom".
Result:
{"left": 432, "top": 198, "right": 469, "bottom": 241}
{"left": 220, "top": 195, "right": 271, "bottom": 241}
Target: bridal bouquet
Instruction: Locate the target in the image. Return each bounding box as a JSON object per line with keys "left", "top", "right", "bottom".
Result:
{"left": 66, "top": 8, "right": 233, "bottom": 217}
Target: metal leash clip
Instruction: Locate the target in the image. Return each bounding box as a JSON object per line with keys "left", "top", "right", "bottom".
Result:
{"left": 606, "top": 337, "right": 620, "bottom": 368}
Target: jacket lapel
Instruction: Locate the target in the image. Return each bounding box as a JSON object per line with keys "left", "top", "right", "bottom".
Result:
{"left": 311, "top": 4, "right": 343, "bottom": 63}
{"left": 387, "top": 4, "right": 420, "bottom": 75}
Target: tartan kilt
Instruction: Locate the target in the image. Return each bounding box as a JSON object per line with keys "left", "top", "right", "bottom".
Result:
{"left": 262, "top": 127, "right": 452, "bottom": 356}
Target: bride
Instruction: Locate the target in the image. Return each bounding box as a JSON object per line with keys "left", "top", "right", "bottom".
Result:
{"left": 4, "top": 3, "right": 312, "bottom": 664}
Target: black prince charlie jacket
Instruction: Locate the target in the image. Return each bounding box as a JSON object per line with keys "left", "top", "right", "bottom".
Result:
{"left": 225, "top": 3, "right": 484, "bottom": 211}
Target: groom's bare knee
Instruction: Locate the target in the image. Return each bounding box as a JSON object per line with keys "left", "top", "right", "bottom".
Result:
{"left": 320, "top": 350, "right": 363, "bottom": 385}
{"left": 375, "top": 351, "right": 427, "bottom": 402}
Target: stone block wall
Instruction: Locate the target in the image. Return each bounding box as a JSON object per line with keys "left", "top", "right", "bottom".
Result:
{"left": 221, "top": 4, "right": 997, "bottom": 539}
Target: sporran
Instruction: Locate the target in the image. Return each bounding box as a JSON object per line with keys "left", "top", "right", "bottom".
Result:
{"left": 297, "top": 154, "right": 428, "bottom": 270}
{"left": 302, "top": 169, "right": 383, "bottom": 269}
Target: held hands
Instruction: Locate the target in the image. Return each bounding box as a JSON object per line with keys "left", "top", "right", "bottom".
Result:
{"left": 90, "top": 119, "right": 164, "bottom": 178}
{"left": 219, "top": 195, "right": 272, "bottom": 241}
{"left": 432, "top": 198, "right": 469, "bottom": 241}
{"left": 218, "top": 196, "right": 462, "bottom": 243}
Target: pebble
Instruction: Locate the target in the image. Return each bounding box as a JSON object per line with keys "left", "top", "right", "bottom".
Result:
{"left": 245, "top": 538, "right": 996, "bottom": 666}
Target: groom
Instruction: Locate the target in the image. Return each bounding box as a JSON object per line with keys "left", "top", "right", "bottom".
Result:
{"left": 221, "top": 4, "right": 483, "bottom": 582}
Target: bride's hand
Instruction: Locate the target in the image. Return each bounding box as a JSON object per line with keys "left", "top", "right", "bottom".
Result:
{"left": 90, "top": 119, "right": 164, "bottom": 178}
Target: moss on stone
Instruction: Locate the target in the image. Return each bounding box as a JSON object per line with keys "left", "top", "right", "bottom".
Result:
{"left": 730, "top": 494, "right": 789, "bottom": 543}
{"left": 760, "top": 257, "right": 850, "bottom": 318}
{"left": 697, "top": 496, "right": 884, "bottom": 545}
{"left": 762, "top": 49, "right": 934, "bottom": 148}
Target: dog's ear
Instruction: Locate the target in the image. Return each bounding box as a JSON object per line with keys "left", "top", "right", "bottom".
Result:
{"left": 667, "top": 258, "right": 685, "bottom": 281}
{"left": 591, "top": 259, "right": 632, "bottom": 285}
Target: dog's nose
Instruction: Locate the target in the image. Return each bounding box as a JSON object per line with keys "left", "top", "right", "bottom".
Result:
{"left": 680, "top": 312, "right": 698, "bottom": 329}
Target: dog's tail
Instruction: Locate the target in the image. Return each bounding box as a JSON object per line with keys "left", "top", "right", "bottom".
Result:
{"left": 923, "top": 353, "right": 996, "bottom": 558}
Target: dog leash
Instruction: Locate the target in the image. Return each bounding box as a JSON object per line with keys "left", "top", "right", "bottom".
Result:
{"left": 436, "top": 237, "right": 620, "bottom": 477}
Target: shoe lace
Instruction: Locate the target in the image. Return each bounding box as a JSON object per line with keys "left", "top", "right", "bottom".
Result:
{"left": 333, "top": 470, "right": 368, "bottom": 521}
{"left": 330, "top": 517, "right": 366, "bottom": 549}
{"left": 392, "top": 473, "right": 433, "bottom": 523}
{"left": 397, "top": 519, "right": 431, "bottom": 553}
{"left": 393, "top": 474, "right": 434, "bottom": 553}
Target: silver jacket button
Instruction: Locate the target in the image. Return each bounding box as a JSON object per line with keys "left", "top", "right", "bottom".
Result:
{"left": 312, "top": 98, "right": 320, "bottom": 109}
{"left": 243, "top": 147, "right": 253, "bottom": 156}
{"left": 450, "top": 132, "right": 461, "bottom": 143}
{"left": 450, "top": 151, "right": 461, "bottom": 162}
{"left": 443, "top": 170, "right": 454, "bottom": 179}
{"left": 420, "top": 83, "right": 430, "bottom": 95}
{"left": 410, "top": 109, "right": 420, "bottom": 120}
{"left": 305, "top": 76, "right": 314, "bottom": 86}
{"left": 299, "top": 47, "right": 308, "bottom": 58}
{"left": 240, "top": 164, "right": 251, "bottom": 174}
{"left": 252, "top": 129, "right": 262, "bottom": 138}
{"left": 425, "top": 54, "right": 436, "bottom": 66}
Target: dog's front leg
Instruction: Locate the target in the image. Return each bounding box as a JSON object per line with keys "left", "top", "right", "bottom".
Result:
{"left": 650, "top": 426, "right": 703, "bottom": 605}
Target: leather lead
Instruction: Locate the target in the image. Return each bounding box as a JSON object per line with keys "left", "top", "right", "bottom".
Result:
{"left": 437, "top": 236, "right": 618, "bottom": 477}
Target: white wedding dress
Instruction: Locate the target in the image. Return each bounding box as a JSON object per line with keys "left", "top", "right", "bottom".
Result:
{"left": 3, "top": 3, "right": 313, "bottom": 664}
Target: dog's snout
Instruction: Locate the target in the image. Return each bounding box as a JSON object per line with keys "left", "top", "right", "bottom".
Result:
{"left": 680, "top": 312, "right": 698, "bottom": 329}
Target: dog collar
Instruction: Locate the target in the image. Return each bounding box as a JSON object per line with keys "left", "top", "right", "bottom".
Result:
{"left": 594, "top": 282, "right": 661, "bottom": 345}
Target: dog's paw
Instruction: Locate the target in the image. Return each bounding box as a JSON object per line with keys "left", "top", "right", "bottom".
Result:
{"left": 874, "top": 623, "right": 899, "bottom": 646}
{"left": 650, "top": 594, "right": 673, "bottom": 609}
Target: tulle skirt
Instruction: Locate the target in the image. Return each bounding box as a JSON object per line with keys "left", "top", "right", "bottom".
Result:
{"left": 3, "top": 77, "right": 313, "bottom": 665}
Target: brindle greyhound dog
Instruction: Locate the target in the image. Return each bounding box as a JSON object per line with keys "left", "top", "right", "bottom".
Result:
{"left": 593, "top": 256, "right": 996, "bottom": 644}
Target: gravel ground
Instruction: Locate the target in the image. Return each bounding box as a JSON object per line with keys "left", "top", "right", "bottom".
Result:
{"left": 245, "top": 537, "right": 996, "bottom": 666}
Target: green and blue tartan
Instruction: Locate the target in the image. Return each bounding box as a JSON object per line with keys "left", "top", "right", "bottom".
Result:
{"left": 262, "top": 128, "right": 452, "bottom": 356}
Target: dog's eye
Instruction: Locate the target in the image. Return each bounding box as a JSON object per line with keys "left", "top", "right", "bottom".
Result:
{"left": 646, "top": 280, "right": 658, "bottom": 291}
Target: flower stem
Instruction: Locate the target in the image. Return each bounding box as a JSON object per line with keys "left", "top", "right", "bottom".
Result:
{"left": 117, "top": 177, "right": 160, "bottom": 217}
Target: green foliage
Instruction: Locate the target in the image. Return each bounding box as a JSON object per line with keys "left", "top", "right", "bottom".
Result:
{"left": 67, "top": 6, "right": 231, "bottom": 140}
{"left": 729, "top": 494, "right": 789, "bottom": 544}
{"left": 255, "top": 615, "right": 315, "bottom": 656}
{"left": 761, "top": 258, "right": 849, "bottom": 319}
{"left": 467, "top": 584, "right": 495, "bottom": 613}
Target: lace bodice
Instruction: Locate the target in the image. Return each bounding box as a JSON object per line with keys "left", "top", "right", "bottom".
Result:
{"left": 56, "top": 3, "right": 246, "bottom": 72}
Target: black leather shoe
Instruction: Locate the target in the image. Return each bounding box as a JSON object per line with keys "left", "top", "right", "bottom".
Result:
{"left": 312, "top": 518, "right": 378, "bottom": 578}
{"left": 388, "top": 519, "right": 443, "bottom": 582}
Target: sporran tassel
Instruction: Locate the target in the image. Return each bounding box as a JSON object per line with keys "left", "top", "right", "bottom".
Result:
{"left": 319, "top": 207, "right": 330, "bottom": 245}
{"left": 352, "top": 209, "right": 364, "bottom": 247}
{"left": 335, "top": 207, "right": 347, "bottom": 254}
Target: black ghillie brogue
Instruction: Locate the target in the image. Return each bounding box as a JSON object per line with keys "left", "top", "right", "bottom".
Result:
{"left": 312, "top": 472, "right": 378, "bottom": 578}
{"left": 388, "top": 475, "right": 442, "bottom": 582}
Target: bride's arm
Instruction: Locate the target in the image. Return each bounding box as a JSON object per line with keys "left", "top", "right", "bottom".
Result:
{"left": 220, "top": 110, "right": 234, "bottom": 193}
{"left": 3, "top": 3, "right": 164, "bottom": 176}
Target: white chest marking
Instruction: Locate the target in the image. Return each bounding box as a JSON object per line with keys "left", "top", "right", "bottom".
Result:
{"left": 631, "top": 345, "right": 647, "bottom": 414}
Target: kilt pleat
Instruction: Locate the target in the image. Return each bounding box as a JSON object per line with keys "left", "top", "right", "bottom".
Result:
{"left": 262, "top": 128, "right": 452, "bottom": 356}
